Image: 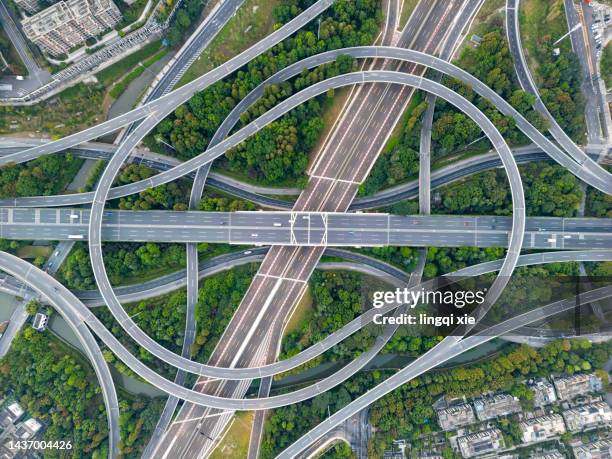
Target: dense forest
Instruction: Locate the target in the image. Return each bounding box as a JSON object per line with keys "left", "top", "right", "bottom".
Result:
{"left": 0, "top": 329, "right": 164, "bottom": 458}
{"left": 58, "top": 242, "right": 186, "bottom": 290}
{"left": 0, "top": 154, "right": 83, "bottom": 198}
{"left": 152, "top": 0, "right": 381, "bottom": 184}
{"left": 434, "top": 161, "right": 583, "bottom": 217}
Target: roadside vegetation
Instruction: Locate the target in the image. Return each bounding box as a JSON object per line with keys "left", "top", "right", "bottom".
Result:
{"left": 0, "top": 328, "right": 165, "bottom": 458}
{"left": 0, "top": 83, "right": 105, "bottom": 136}
{"left": 0, "top": 154, "right": 83, "bottom": 198}
{"left": 601, "top": 42, "right": 612, "bottom": 88}
{"left": 585, "top": 166, "right": 612, "bottom": 218}
{"left": 519, "top": 0, "right": 586, "bottom": 142}
{"left": 179, "top": 0, "right": 282, "bottom": 85}
{"left": 192, "top": 263, "right": 258, "bottom": 361}
{"left": 433, "top": 161, "right": 584, "bottom": 218}
{"left": 149, "top": 0, "right": 382, "bottom": 186}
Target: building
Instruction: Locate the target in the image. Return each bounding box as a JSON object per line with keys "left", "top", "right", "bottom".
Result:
{"left": 519, "top": 414, "right": 566, "bottom": 443}
{"left": 573, "top": 438, "right": 612, "bottom": 459}
{"left": 21, "top": 0, "right": 122, "bottom": 56}
{"left": 563, "top": 402, "right": 612, "bottom": 432}
{"left": 530, "top": 380, "right": 557, "bottom": 407}
{"left": 32, "top": 312, "right": 48, "bottom": 331}
{"left": 553, "top": 374, "right": 603, "bottom": 401}
{"left": 437, "top": 403, "right": 476, "bottom": 431}
{"left": 13, "top": 418, "right": 42, "bottom": 440}
{"left": 0, "top": 402, "right": 24, "bottom": 430}
{"left": 473, "top": 394, "right": 521, "bottom": 421}
{"left": 457, "top": 429, "right": 505, "bottom": 458}
{"left": 14, "top": 0, "right": 41, "bottom": 14}
{"left": 531, "top": 450, "right": 564, "bottom": 459}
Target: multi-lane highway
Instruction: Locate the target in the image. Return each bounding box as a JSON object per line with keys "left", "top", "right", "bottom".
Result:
{"left": 0, "top": 209, "right": 609, "bottom": 249}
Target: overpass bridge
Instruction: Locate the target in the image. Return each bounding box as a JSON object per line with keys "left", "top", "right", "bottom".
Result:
{"left": 0, "top": 208, "right": 609, "bottom": 250}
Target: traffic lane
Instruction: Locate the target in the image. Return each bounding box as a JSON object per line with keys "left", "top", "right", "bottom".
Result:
{"left": 305, "top": 0, "right": 451, "bottom": 186}
{"left": 347, "top": 0, "right": 462, "bottom": 183}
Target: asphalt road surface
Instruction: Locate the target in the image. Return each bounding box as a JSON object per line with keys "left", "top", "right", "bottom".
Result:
{"left": 0, "top": 209, "right": 608, "bottom": 249}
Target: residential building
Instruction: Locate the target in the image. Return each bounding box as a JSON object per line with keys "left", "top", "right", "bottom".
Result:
{"left": 573, "top": 438, "right": 612, "bottom": 459}
{"left": 531, "top": 450, "right": 564, "bottom": 459}
{"left": 13, "top": 418, "right": 42, "bottom": 440}
{"left": 21, "top": 0, "right": 122, "bottom": 56}
{"left": 14, "top": 0, "right": 41, "bottom": 14}
{"left": 14, "top": 0, "right": 40, "bottom": 14}
{"left": 0, "top": 403, "right": 24, "bottom": 430}
{"left": 553, "top": 374, "right": 603, "bottom": 401}
{"left": 437, "top": 403, "right": 476, "bottom": 431}
{"left": 457, "top": 428, "right": 505, "bottom": 458}
{"left": 520, "top": 414, "right": 566, "bottom": 443}
{"left": 530, "top": 379, "right": 557, "bottom": 407}
{"left": 473, "top": 394, "right": 521, "bottom": 421}
{"left": 563, "top": 402, "right": 612, "bottom": 432}
{"left": 32, "top": 312, "right": 48, "bottom": 331}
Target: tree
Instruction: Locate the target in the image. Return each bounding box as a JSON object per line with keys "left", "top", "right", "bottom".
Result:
{"left": 25, "top": 300, "right": 39, "bottom": 315}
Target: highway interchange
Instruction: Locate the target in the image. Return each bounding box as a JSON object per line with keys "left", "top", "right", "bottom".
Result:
{"left": 0, "top": 0, "right": 610, "bottom": 457}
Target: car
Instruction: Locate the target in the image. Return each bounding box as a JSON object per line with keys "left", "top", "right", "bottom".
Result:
{"left": 54, "top": 251, "right": 59, "bottom": 256}
{"left": 244, "top": 251, "right": 252, "bottom": 255}
{"left": 273, "top": 222, "right": 282, "bottom": 227}
{"left": 48, "top": 262, "right": 53, "bottom": 267}
{"left": 251, "top": 233, "right": 258, "bottom": 237}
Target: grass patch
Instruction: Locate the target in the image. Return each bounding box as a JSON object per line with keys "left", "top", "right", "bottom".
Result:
{"left": 178, "top": 0, "right": 280, "bottom": 85}
{"left": 0, "top": 84, "right": 105, "bottom": 136}
{"left": 16, "top": 245, "right": 52, "bottom": 259}
{"left": 399, "top": 0, "right": 419, "bottom": 30}
{"left": 602, "top": 42, "right": 612, "bottom": 88}
{"left": 465, "top": 0, "right": 506, "bottom": 39}
{"left": 108, "top": 48, "right": 168, "bottom": 99}
{"left": 96, "top": 40, "right": 163, "bottom": 86}
{"left": 283, "top": 285, "right": 313, "bottom": 339}
{"left": 519, "top": 0, "right": 569, "bottom": 77}
{"left": 210, "top": 411, "right": 254, "bottom": 459}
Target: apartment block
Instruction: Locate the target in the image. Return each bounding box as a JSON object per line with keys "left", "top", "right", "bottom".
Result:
{"left": 531, "top": 451, "right": 565, "bottom": 459}
{"left": 14, "top": 0, "right": 41, "bottom": 14}
{"left": 519, "top": 414, "right": 566, "bottom": 443}
{"left": 473, "top": 394, "right": 521, "bottom": 421}
{"left": 457, "top": 428, "right": 505, "bottom": 458}
{"left": 437, "top": 403, "right": 476, "bottom": 431}
{"left": 553, "top": 374, "right": 603, "bottom": 401}
{"left": 563, "top": 402, "right": 612, "bottom": 432}
{"left": 21, "top": 0, "right": 122, "bottom": 56}
{"left": 530, "top": 379, "right": 557, "bottom": 407}
{"left": 573, "top": 438, "right": 612, "bottom": 459}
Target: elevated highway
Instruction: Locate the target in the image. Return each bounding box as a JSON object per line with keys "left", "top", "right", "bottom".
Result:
{"left": 0, "top": 209, "right": 608, "bottom": 250}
